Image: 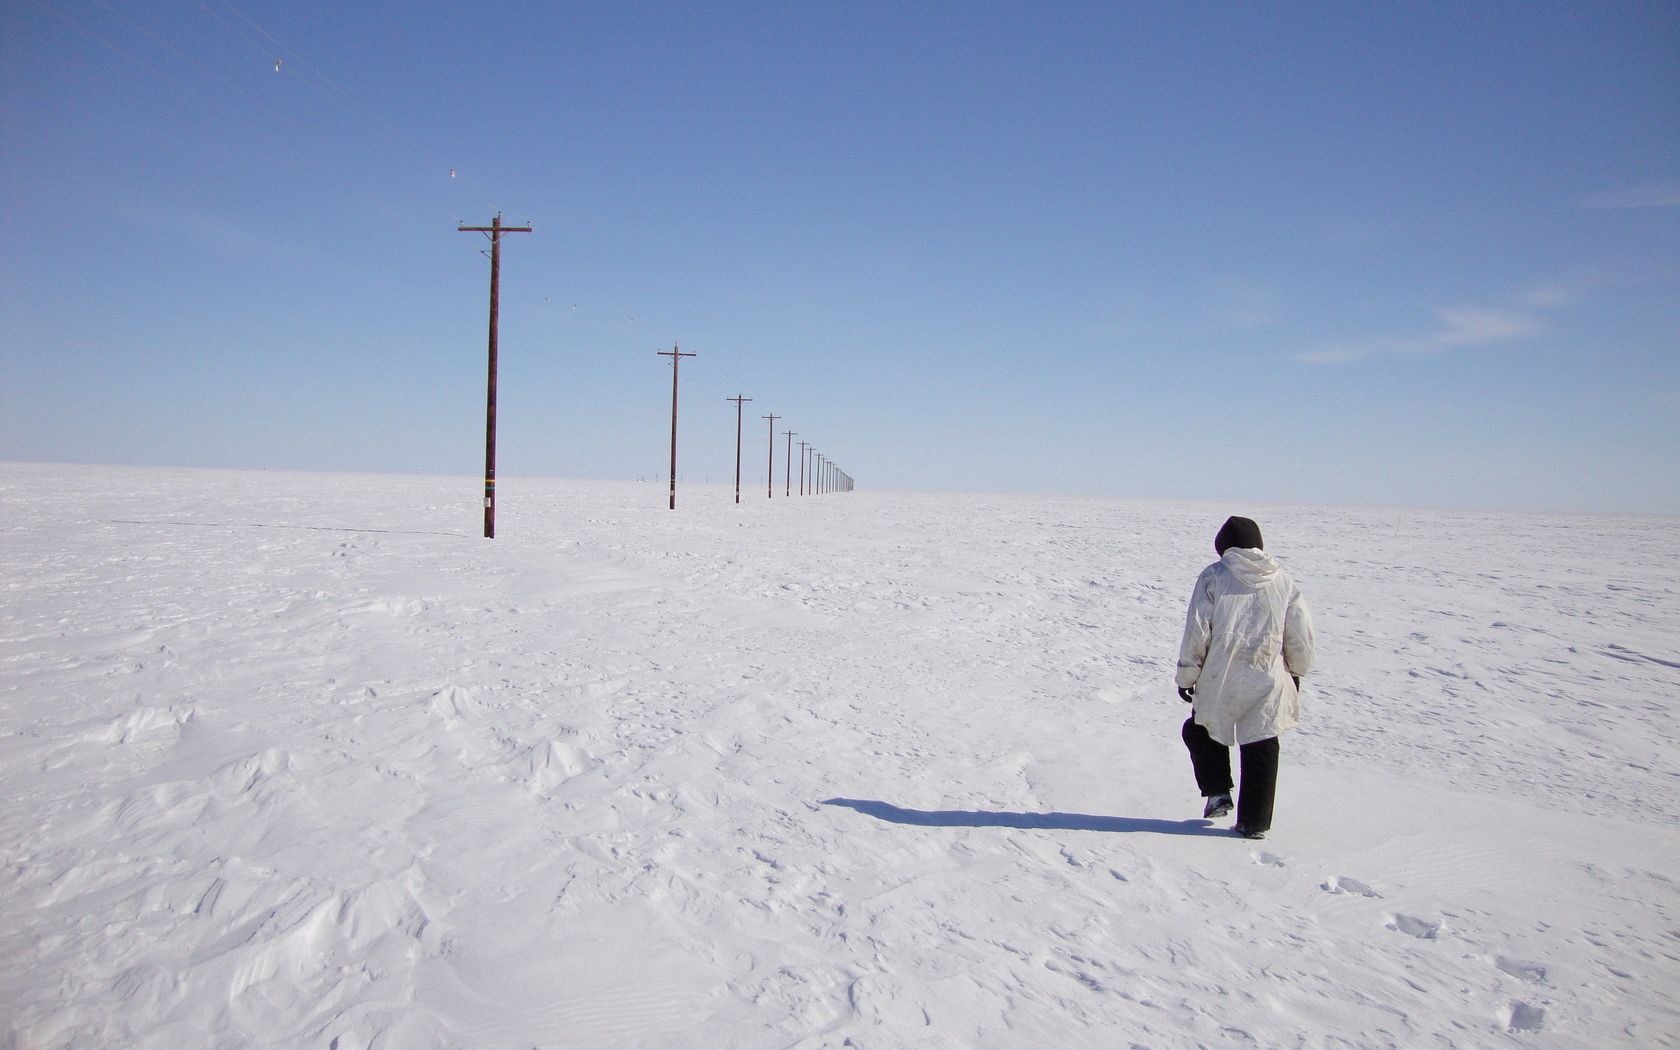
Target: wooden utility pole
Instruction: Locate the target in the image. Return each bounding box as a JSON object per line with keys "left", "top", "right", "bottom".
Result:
{"left": 797, "top": 440, "right": 809, "bottom": 495}
{"left": 658, "top": 344, "right": 696, "bottom": 510}
{"left": 783, "top": 430, "right": 795, "bottom": 497}
{"left": 458, "top": 213, "right": 532, "bottom": 538}
{"left": 762, "top": 413, "right": 780, "bottom": 498}
{"left": 727, "top": 394, "right": 752, "bottom": 504}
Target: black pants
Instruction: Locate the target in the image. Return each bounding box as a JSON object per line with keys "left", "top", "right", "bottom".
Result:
{"left": 1181, "top": 718, "right": 1279, "bottom": 832}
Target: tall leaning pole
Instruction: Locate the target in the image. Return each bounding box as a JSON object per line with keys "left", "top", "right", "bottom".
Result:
{"left": 658, "top": 344, "right": 696, "bottom": 510}
{"left": 458, "top": 214, "right": 532, "bottom": 538}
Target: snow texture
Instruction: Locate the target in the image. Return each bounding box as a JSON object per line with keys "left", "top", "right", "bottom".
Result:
{"left": 2, "top": 463, "right": 1678, "bottom": 1048}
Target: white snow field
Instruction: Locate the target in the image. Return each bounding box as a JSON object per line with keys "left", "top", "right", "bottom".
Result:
{"left": 2, "top": 462, "right": 1677, "bottom": 1049}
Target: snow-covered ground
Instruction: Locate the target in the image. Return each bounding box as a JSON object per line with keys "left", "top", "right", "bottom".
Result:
{"left": 2, "top": 462, "right": 1677, "bottom": 1049}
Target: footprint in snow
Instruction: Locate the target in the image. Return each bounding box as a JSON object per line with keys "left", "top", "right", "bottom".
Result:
{"left": 1507, "top": 1001, "right": 1546, "bottom": 1032}
{"left": 1386, "top": 913, "right": 1441, "bottom": 939}
{"left": 1253, "top": 851, "right": 1285, "bottom": 868}
{"left": 1321, "top": 875, "right": 1380, "bottom": 897}
{"left": 1496, "top": 957, "right": 1547, "bottom": 984}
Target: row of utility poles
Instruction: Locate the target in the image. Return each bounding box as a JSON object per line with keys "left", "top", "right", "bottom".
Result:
{"left": 461, "top": 214, "right": 854, "bottom": 533}
{"left": 722, "top": 391, "right": 852, "bottom": 507}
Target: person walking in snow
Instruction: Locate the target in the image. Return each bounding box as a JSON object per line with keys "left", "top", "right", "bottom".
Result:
{"left": 1175, "top": 516, "right": 1315, "bottom": 839}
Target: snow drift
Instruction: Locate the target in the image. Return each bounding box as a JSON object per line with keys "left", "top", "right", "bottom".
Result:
{"left": 1, "top": 463, "right": 1676, "bottom": 1048}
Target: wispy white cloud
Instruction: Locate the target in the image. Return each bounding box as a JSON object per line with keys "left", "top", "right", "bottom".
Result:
{"left": 1296, "top": 305, "right": 1546, "bottom": 366}
{"left": 1584, "top": 182, "right": 1680, "bottom": 209}
{"left": 1516, "top": 283, "right": 1582, "bottom": 309}
{"left": 1433, "top": 305, "right": 1545, "bottom": 346}
{"left": 1293, "top": 346, "right": 1373, "bottom": 366}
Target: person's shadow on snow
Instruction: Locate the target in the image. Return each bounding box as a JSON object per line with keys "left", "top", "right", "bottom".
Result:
{"left": 823, "top": 798, "right": 1224, "bottom": 836}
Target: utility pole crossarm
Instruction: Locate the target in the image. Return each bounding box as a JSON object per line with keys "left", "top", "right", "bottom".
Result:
{"left": 458, "top": 224, "right": 533, "bottom": 233}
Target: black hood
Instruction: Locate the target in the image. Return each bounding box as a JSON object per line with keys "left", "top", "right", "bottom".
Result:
{"left": 1215, "top": 516, "right": 1264, "bottom": 555}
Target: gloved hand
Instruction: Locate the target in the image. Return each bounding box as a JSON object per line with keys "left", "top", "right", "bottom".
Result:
{"left": 1178, "top": 686, "right": 1194, "bottom": 704}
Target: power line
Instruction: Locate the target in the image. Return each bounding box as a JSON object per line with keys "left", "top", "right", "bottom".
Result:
{"left": 198, "top": 0, "right": 399, "bottom": 141}
{"left": 28, "top": 0, "right": 227, "bottom": 118}
{"left": 193, "top": 0, "right": 496, "bottom": 210}
{"left": 82, "top": 0, "right": 327, "bottom": 144}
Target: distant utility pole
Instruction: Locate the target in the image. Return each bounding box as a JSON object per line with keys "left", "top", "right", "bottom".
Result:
{"left": 784, "top": 430, "right": 795, "bottom": 497}
{"left": 797, "top": 440, "right": 809, "bottom": 495}
{"left": 727, "top": 394, "right": 753, "bottom": 504}
{"left": 816, "top": 453, "right": 825, "bottom": 495}
{"left": 763, "top": 413, "right": 780, "bottom": 498}
{"left": 658, "top": 344, "right": 696, "bottom": 510}
{"left": 457, "top": 213, "right": 532, "bottom": 539}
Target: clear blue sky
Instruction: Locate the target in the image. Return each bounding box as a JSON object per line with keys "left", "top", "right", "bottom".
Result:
{"left": 3, "top": 1, "right": 1676, "bottom": 512}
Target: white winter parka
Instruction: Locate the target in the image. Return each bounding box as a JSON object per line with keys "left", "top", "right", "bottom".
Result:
{"left": 1176, "top": 547, "right": 1316, "bottom": 746}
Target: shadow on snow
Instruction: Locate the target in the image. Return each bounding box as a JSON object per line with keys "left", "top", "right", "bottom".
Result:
{"left": 823, "top": 798, "right": 1226, "bottom": 837}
